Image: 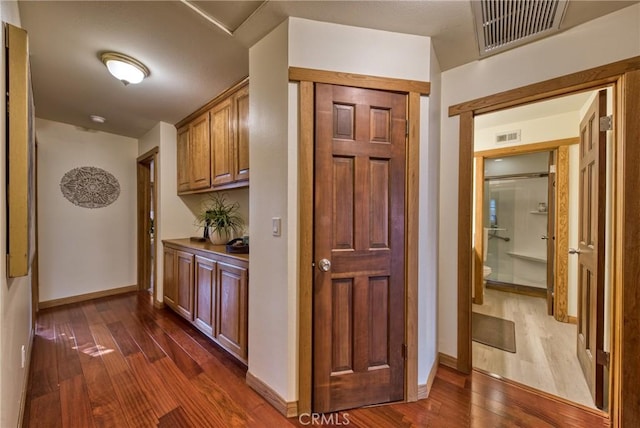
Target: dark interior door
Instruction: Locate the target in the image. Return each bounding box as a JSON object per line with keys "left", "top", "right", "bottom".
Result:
{"left": 313, "top": 83, "right": 406, "bottom": 413}
{"left": 576, "top": 89, "right": 606, "bottom": 409}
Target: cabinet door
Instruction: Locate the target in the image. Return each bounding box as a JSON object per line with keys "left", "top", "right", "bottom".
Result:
{"left": 189, "top": 112, "right": 211, "bottom": 190}
{"left": 194, "top": 255, "right": 216, "bottom": 336}
{"left": 234, "top": 85, "right": 249, "bottom": 182}
{"left": 163, "top": 247, "right": 177, "bottom": 308}
{"left": 175, "top": 250, "right": 194, "bottom": 320}
{"left": 216, "top": 262, "right": 248, "bottom": 360}
{"left": 210, "top": 98, "right": 234, "bottom": 186}
{"left": 176, "top": 126, "right": 190, "bottom": 193}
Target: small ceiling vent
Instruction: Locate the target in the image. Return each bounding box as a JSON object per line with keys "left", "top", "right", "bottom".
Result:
{"left": 473, "top": 0, "right": 568, "bottom": 57}
{"left": 495, "top": 130, "right": 521, "bottom": 144}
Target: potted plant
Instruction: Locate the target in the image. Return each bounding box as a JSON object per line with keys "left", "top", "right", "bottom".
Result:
{"left": 197, "top": 193, "right": 244, "bottom": 245}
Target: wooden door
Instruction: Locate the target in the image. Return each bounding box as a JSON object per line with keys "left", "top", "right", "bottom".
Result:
{"left": 194, "top": 255, "right": 216, "bottom": 336}
{"left": 189, "top": 112, "right": 211, "bottom": 190}
{"left": 576, "top": 90, "right": 606, "bottom": 409}
{"left": 216, "top": 262, "right": 248, "bottom": 360}
{"left": 176, "top": 126, "right": 190, "bottom": 193}
{"left": 313, "top": 83, "right": 406, "bottom": 413}
{"left": 210, "top": 98, "right": 234, "bottom": 186}
{"left": 234, "top": 85, "right": 250, "bottom": 182}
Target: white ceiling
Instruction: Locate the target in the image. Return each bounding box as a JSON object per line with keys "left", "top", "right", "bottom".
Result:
{"left": 475, "top": 90, "right": 594, "bottom": 130}
{"left": 17, "top": 0, "right": 638, "bottom": 138}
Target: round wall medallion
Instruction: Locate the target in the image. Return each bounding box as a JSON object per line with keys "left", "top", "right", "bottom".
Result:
{"left": 60, "top": 166, "right": 120, "bottom": 209}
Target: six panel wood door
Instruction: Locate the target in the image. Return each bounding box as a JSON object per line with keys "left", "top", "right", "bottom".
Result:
{"left": 194, "top": 255, "right": 216, "bottom": 336}
{"left": 210, "top": 98, "right": 234, "bottom": 186}
{"left": 576, "top": 89, "right": 606, "bottom": 409}
{"left": 216, "top": 262, "right": 248, "bottom": 360}
{"left": 234, "top": 85, "right": 250, "bottom": 182}
{"left": 313, "top": 83, "right": 406, "bottom": 412}
{"left": 189, "top": 112, "right": 212, "bottom": 190}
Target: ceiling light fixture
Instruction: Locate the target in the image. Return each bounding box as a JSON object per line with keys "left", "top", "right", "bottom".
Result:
{"left": 90, "top": 115, "right": 106, "bottom": 124}
{"left": 100, "top": 52, "right": 149, "bottom": 85}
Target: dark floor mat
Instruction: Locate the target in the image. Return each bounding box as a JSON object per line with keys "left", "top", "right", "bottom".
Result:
{"left": 472, "top": 312, "right": 516, "bottom": 353}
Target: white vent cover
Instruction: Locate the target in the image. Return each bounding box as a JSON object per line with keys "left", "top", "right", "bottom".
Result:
{"left": 495, "top": 130, "right": 521, "bottom": 144}
{"left": 473, "top": 0, "right": 568, "bottom": 57}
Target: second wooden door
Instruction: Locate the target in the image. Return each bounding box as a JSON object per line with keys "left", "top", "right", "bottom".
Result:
{"left": 313, "top": 83, "right": 407, "bottom": 413}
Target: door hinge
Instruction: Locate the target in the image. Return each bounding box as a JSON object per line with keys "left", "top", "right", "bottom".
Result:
{"left": 405, "top": 120, "right": 409, "bottom": 136}
{"left": 401, "top": 343, "right": 408, "bottom": 360}
{"left": 599, "top": 115, "right": 613, "bottom": 132}
{"left": 596, "top": 349, "right": 610, "bottom": 369}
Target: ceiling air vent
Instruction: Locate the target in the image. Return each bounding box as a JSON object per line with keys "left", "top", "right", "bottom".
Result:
{"left": 495, "top": 130, "right": 521, "bottom": 144}
{"left": 473, "top": 0, "right": 568, "bottom": 57}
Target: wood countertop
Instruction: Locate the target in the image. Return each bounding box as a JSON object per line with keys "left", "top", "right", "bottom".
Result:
{"left": 163, "top": 238, "right": 249, "bottom": 263}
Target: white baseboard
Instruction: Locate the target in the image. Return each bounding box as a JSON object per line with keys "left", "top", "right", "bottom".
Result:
{"left": 417, "top": 355, "right": 440, "bottom": 400}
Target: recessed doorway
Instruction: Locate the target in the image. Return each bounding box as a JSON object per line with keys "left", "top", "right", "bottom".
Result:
{"left": 137, "top": 147, "right": 158, "bottom": 303}
{"left": 470, "top": 89, "right": 613, "bottom": 411}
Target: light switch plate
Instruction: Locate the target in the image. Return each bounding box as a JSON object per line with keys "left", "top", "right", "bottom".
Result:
{"left": 272, "top": 217, "right": 281, "bottom": 237}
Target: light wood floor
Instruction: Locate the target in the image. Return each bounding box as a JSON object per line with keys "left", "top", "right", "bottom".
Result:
{"left": 22, "top": 291, "right": 609, "bottom": 427}
{"left": 473, "top": 288, "right": 596, "bottom": 409}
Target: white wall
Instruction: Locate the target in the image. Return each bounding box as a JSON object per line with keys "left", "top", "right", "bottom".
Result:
{"left": 249, "top": 17, "right": 436, "bottom": 402}
{"left": 248, "top": 18, "right": 292, "bottom": 400}
{"left": 475, "top": 111, "right": 579, "bottom": 152}
{"left": 419, "top": 43, "right": 441, "bottom": 384}
{"left": 1, "top": 3, "right": 33, "bottom": 427}
{"left": 37, "top": 119, "right": 137, "bottom": 302}
{"left": 439, "top": 4, "right": 640, "bottom": 358}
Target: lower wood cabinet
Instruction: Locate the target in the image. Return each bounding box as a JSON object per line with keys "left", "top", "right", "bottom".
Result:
{"left": 194, "top": 255, "right": 216, "bottom": 336}
{"left": 216, "top": 262, "right": 248, "bottom": 360}
{"left": 163, "top": 240, "right": 248, "bottom": 363}
{"left": 163, "top": 247, "right": 194, "bottom": 321}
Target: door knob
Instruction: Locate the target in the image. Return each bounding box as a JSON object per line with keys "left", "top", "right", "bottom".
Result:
{"left": 569, "top": 248, "right": 581, "bottom": 255}
{"left": 318, "top": 258, "right": 331, "bottom": 272}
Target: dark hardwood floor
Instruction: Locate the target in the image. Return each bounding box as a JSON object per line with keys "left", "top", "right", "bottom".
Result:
{"left": 23, "top": 291, "right": 609, "bottom": 427}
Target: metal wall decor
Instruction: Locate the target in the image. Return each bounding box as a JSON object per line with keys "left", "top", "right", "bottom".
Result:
{"left": 60, "top": 166, "right": 120, "bottom": 208}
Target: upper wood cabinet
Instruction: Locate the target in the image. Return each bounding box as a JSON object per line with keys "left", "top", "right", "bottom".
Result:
{"left": 210, "top": 97, "right": 234, "bottom": 187}
{"left": 189, "top": 112, "right": 212, "bottom": 190}
{"left": 177, "top": 112, "right": 211, "bottom": 193}
{"left": 234, "top": 85, "right": 250, "bottom": 183}
{"left": 175, "top": 79, "right": 249, "bottom": 195}
{"left": 176, "top": 126, "right": 190, "bottom": 193}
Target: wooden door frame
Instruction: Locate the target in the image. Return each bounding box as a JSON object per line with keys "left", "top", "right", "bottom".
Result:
{"left": 451, "top": 56, "right": 640, "bottom": 427}
{"left": 472, "top": 137, "right": 578, "bottom": 323}
{"left": 137, "top": 147, "right": 159, "bottom": 304}
{"left": 290, "top": 67, "right": 430, "bottom": 414}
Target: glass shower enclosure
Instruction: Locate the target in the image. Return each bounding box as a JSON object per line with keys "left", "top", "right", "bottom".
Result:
{"left": 483, "top": 152, "right": 550, "bottom": 291}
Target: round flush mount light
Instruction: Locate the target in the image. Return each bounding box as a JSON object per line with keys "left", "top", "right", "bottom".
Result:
{"left": 100, "top": 52, "right": 149, "bottom": 85}
{"left": 90, "top": 115, "right": 106, "bottom": 123}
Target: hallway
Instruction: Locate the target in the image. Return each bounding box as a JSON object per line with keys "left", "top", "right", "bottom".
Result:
{"left": 23, "top": 292, "right": 608, "bottom": 427}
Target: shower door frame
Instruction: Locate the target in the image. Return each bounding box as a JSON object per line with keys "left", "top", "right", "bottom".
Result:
{"left": 472, "top": 137, "right": 578, "bottom": 324}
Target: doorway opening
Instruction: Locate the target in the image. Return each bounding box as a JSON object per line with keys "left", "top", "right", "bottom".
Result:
{"left": 470, "top": 89, "right": 613, "bottom": 411}
{"left": 137, "top": 147, "right": 158, "bottom": 303}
